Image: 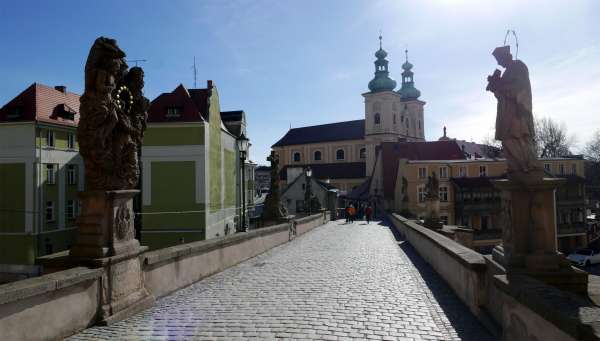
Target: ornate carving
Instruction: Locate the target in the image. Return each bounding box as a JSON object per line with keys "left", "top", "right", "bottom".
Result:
{"left": 115, "top": 203, "right": 132, "bottom": 240}
{"left": 263, "top": 151, "right": 286, "bottom": 221}
{"left": 486, "top": 45, "right": 542, "bottom": 183}
{"left": 78, "top": 37, "right": 149, "bottom": 191}
{"left": 425, "top": 172, "right": 439, "bottom": 200}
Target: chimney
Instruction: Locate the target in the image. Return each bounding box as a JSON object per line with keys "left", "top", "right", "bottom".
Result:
{"left": 54, "top": 85, "right": 67, "bottom": 93}
{"left": 207, "top": 80, "right": 213, "bottom": 89}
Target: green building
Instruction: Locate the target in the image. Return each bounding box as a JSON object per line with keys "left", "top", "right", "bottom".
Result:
{"left": 0, "top": 83, "right": 83, "bottom": 282}
{"left": 141, "top": 81, "right": 250, "bottom": 249}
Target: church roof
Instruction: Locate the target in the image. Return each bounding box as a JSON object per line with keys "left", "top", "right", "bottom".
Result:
{"left": 272, "top": 119, "right": 365, "bottom": 147}
{"left": 279, "top": 162, "right": 366, "bottom": 181}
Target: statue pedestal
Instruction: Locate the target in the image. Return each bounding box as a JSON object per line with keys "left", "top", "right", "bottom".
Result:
{"left": 69, "top": 190, "right": 154, "bottom": 324}
{"left": 492, "top": 178, "right": 588, "bottom": 295}
{"left": 424, "top": 199, "right": 442, "bottom": 229}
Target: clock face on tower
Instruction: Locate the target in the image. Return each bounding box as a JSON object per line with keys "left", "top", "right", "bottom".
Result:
{"left": 114, "top": 85, "right": 134, "bottom": 115}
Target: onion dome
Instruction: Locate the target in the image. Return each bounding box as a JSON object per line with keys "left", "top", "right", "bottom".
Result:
{"left": 398, "top": 49, "right": 421, "bottom": 101}
{"left": 368, "top": 35, "right": 397, "bottom": 93}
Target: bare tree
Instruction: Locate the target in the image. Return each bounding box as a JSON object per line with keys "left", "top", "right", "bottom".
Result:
{"left": 534, "top": 117, "right": 573, "bottom": 158}
{"left": 585, "top": 130, "right": 600, "bottom": 162}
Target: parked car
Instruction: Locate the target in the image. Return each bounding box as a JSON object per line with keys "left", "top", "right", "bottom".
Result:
{"left": 567, "top": 248, "right": 600, "bottom": 267}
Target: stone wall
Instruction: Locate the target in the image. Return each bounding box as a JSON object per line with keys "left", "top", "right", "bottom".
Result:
{"left": 388, "top": 213, "right": 600, "bottom": 341}
{"left": 0, "top": 267, "right": 102, "bottom": 341}
{"left": 0, "top": 212, "right": 330, "bottom": 340}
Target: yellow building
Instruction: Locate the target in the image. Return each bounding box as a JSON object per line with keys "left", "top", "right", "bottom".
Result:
{"left": 392, "top": 154, "right": 587, "bottom": 253}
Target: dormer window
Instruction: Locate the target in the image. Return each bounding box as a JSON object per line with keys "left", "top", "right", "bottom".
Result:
{"left": 6, "top": 106, "right": 23, "bottom": 119}
{"left": 374, "top": 113, "right": 381, "bottom": 125}
{"left": 166, "top": 107, "right": 182, "bottom": 118}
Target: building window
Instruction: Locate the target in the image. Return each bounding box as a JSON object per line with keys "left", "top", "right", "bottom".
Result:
{"left": 459, "top": 166, "right": 467, "bottom": 177}
{"left": 46, "top": 164, "right": 56, "bottom": 185}
{"left": 544, "top": 163, "right": 550, "bottom": 173}
{"left": 46, "top": 130, "right": 55, "bottom": 147}
{"left": 393, "top": 114, "right": 396, "bottom": 124}
{"left": 46, "top": 201, "right": 55, "bottom": 222}
{"left": 359, "top": 148, "right": 366, "bottom": 159}
{"left": 418, "top": 186, "right": 426, "bottom": 203}
{"left": 67, "top": 133, "right": 75, "bottom": 149}
{"left": 439, "top": 167, "right": 448, "bottom": 179}
{"left": 418, "top": 167, "right": 427, "bottom": 179}
{"left": 293, "top": 152, "right": 301, "bottom": 162}
{"left": 166, "top": 107, "right": 182, "bottom": 118}
{"left": 481, "top": 216, "right": 490, "bottom": 230}
{"left": 440, "top": 186, "right": 448, "bottom": 202}
{"left": 296, "top": 200, "right": 305, "bottom": 213}
{"left": 559, "top": 164, "right": 565, "bottom": 175}
{"left": 66, "top": 200, "right": 75, "bottom": 219}
{"left": 67, "top": 165, "right": 77, "bottom": 185}
{"left": 336, "top": 149, "right": 345, "bottom": 160}
{"left": 401, "top": 115, "right": 404, "bottom": 123}
{"left": 571, "top": 163, "right": 577, "bottom": 175}
{"left": 418, "top": 120, "right": 421, "bottom": 129}
{"left": 314, "top": 150, "right": 322, "bottom": 161}
{"left": 374, "top": 113, "right": 381, "bottom": 125}
{"left": 440, "top": 215, "right": 448, "bottom": 225}
{"left": 479, "top": 165, "right": 487, "bottom": 177}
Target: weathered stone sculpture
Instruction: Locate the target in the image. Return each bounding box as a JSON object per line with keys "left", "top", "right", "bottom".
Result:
{"left": 486, "top": 45, "right": 542, "bottom": 183}
{"left": 78, "top": 37, "right": 148, "bottom": 190}
{"left": 262, "top": 151, "right": 286, "bottom": 222}
{"left": 69, "top": 37, "right": 154, "bottom": 324}
{"left": 424, "top": 172, "right": 442, "bottom": 229}
{"left": 487, "top": 45, "right": 586, "bottom": 295}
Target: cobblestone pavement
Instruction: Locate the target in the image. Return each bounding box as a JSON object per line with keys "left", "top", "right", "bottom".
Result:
{"left": 69, "top": 220, "right": 494, "bottom": 340}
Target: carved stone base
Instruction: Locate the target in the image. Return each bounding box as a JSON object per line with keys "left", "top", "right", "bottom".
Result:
{"left": 492, "top": 178, "right": 588, "bottom": 295}
{"left": 424, "top": 218, "right": 443, "bottom": 230}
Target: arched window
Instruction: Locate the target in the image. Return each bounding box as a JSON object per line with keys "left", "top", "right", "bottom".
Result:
{"left": 293, "top": 152, "right": 301, "bottom": 162}
{"left": 393, "top": 114, "right": 396, "bottom": 124}
{"left": 314, "top": 150, "right": 322, "bottom": 161}
{"left": 336, "top": 149, "right": 345, "bottom": 160}
{"left": 374, "top": 113, "right": 381, "bottom": 125}
{"left": 359, "top": 147, "right": 366, "bottom": 159}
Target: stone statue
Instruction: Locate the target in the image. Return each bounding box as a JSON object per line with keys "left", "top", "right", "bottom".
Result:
{"left": 78, "top": 37, "right": 149, "bottom": 191}
{"left": 486, "top": 45, "right": 541, "bottom": 182}
{"left": 262, "top": 151, "right": 286, "bottom": 221}
{"left": 425, "top": 172, "right": 439, "bottom": 200}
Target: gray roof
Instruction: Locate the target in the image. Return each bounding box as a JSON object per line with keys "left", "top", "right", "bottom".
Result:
{"left": 272, "top": 119, "right": 365, "bottom": 147}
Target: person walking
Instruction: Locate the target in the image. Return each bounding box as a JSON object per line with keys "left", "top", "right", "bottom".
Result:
{"left": 349, "top": 204, "right": 356, "bottom": 223}
{"left": 365, "top": 204, "right": 373, "bottom": 224}
{"left": 345, "top": 204, "right": 351, "bottom": 223}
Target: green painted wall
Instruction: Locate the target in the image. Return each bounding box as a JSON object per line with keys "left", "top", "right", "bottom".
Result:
{"left": 144, "top": 126, "right": 205, "bottom": 146}
{"left": 0, "top": 228, "right": 76, "bottom": 265}
{"left": 143, "top": 161, "right": 205, "bottom": 233}
{"left": 0, "top": 163, "right": 26, "bottom": 233}
{"left": 209, "top": 89, "right": 223, "bottom": 213}
{"left": 36, "top": 126, "right": 77, "bottom": 149}
{"left": 224, "top": 149, "right": 236, "bottom": 207}
{"left": 141, "top": 231, "right": 205, "bottom": 251}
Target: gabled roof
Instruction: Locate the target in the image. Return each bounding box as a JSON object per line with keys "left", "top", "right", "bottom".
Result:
{"left": 0, "top": 83, "right": 80, "bottom": 127}
{"left": 280, "top": 162, "right": 366, "bottom": 181}
{"left": 148, "top": 84, "right": 209, "bottom": 123}
{"left": 382, "top": 140, "right": 465, "bottom": 199}
{"left": 272, "top": 119, "right": 365, "bottom": 147}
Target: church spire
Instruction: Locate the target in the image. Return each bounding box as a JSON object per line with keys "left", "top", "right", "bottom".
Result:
{"left": 368, "top": 35, "right": 397, "bottom": 93}
{"left": 398, "top": 49, "right": 421, "bottom": 101}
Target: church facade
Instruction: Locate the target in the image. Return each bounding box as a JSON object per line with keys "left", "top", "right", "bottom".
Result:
{"left": 272, "top": 37, "right": 425, "bottom": 199}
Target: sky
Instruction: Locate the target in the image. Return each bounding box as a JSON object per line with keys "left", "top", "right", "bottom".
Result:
{"left": 1, "top": 0, "right": 599, "bottom": 164}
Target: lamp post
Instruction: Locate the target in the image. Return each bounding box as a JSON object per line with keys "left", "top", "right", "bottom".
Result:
{"left": 237, "top": 133, "right": 250, "bottom": 232}
{"left": 305, "top": 167, "right": 312, "bottom": 216}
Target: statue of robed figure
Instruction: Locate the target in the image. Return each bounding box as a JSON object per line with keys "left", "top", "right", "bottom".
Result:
{"left": 486, "top": 45, "right": 542, "bottom": 182}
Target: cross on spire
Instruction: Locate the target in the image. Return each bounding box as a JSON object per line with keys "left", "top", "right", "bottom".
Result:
{"left": 405, "top": 49, "right": 409, "bottom": 63}
{"left": 379, "top": 33, "right": 382, "bottom": 49}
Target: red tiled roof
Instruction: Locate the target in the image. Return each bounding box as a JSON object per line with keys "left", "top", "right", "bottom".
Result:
{"left": 148, "top": 84, "right": 208, "bottom": 123}
{"left": 0, "top": 83, "right": 80, "bottom": 127}
{"left": 381, "top": 140, "right": 466, "bottom": 199}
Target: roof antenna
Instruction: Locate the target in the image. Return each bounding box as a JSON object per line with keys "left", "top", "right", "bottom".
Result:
{"left": 192, "top": 56, "right": 198, "bottom": 88}
{"left": 127, "top": 59, "right": 147, "bottom": 67}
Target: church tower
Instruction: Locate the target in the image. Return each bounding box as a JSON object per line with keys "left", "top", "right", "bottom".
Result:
{"left": 397, "top": 49, "right": 426, "bottom": 141}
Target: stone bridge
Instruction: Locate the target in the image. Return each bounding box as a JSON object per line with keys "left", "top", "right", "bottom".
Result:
{"left": 68, "top": 220, "right": 493, "bottom": 340}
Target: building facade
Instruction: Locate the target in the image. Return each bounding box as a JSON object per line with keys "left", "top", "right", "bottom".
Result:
{"left": 0, "top": 84, "right": 84, "bottom": 282}
{"left": 141, "top": 81, "right": 250, "bottom": 248}
{"left": 392, "top": 155, "right": 587, "bottom": 253}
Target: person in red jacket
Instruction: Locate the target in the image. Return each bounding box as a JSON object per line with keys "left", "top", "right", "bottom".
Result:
{"left": 365, "top": 205, "right": 373, "bottom": 224}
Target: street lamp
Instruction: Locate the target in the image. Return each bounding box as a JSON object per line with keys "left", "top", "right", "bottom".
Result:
{"left": 305, "top": 167, "right": 312, "bottom": 216}
{"left": 237, "top": 133, "right": 250, "bottom": 232}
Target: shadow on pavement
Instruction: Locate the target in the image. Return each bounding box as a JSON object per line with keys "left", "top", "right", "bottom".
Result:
{"left": 385, "top": 220, "right": 497, "bottom": 341}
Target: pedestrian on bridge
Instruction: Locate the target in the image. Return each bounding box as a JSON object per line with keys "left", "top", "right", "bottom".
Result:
{"left": 365, "top": 204, "right": 373, "bottom": 224}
